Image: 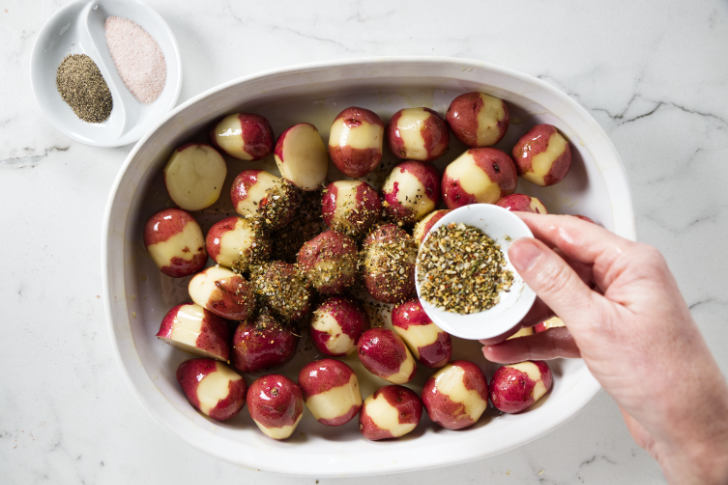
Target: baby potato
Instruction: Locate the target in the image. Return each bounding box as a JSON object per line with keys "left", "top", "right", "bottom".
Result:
{"left": 246, "top": 374, "right": 304, "bottom": 440}
{"left": 534, "top": 316, "right": 565, "bottom": 333}
{"left": 441, "top": 148, "right": 517, "bottom": 208}
{"left": 188, "top": 265, "right": 256, "bottom": 321}
{"left": 357, "top": 328, "right": 416, "bottom": 384}
{"left": 512, "top": 124, "right": 572, "bottom": 186}
{"left": 382, "top": 161, "right": 440, "bottom": 224}
{"left": 446, "top": 92, "right": 509, "bottom": 147}
{"left": 156, "top": 303, "right": 231, "bottom": 362}
{"left": 391, "top": 299, "right": 452, "bottom": 368}
{"left": 310, "top": 297, "right": 370, "bottom": 357}
{"left": 422, "top": 360, "right": 488, "bottom": 430}
{"left": 388, "top": 107, "right": 449, "bottom": 161}
{"left": 144, "top": 208, "right": 207, "bottom": 277}
{"left": 299, "top": 359, "right": 362, "bottom": 426}
{"left": 412, "top": 209, "right": 450, "bottom": 246}
{"left": 164, "top": 144, "right": 227, "bottom": 211}
{"left": 328, "top": 107, "right": 385, "bottom": 177}
{"left": 296, "top": 230, "right": 358, "bottom": 295}
{"left": 359, "top": 385, "right": 422, "bottom": 440}
{"left": 205, "top": 216, "right": 270, "bottom": 273}
{"left": 212, "top": 113, "right": 274, "bottom": 161}
{"left": 321, "top": 180, "right": 381, "bottom": 238}
{"left": 362, "top": 224, "right": 418, "bottom": 304}
{"left": 176, "top": 358, "right": 246, "bottom": 421}
{"left": 496, "top": 193, "right": 548, "bottom": 214}
{"left": 232, "top": 310, "right": 298, "bottom": 373}
{"left": 490, "top": 360, "right": 553, "bottom": 413}
{"left": 230, "top": 170, "right": 301, "bottom": 230}
{"left": 251, "top": 261, "right": 313, "bottom": 322}
{"left": 274, "top": 123, "right": 328, "bottom": 190}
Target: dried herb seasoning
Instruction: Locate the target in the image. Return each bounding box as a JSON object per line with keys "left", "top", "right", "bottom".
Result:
{"left": 56, "top": 54, "right": 113, "bottom": 123}
{"left": 417, "top": 222, "right": 513, "bottom": 314}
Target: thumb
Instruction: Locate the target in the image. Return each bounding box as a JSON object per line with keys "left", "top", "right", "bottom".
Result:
{"left": 509, "top": 238, "right": 596, "bottom": 331}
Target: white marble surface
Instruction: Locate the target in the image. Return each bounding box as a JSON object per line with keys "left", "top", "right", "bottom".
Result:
{"left": 1, "top": 0, "right": 727, "bottom": 483}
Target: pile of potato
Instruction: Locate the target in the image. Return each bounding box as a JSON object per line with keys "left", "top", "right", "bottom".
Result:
{"left": 144, "top": 91, "right": 575, "bottom": 440}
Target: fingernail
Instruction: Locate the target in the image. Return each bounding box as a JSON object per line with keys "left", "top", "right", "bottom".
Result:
{"left": 509, "top": 239, "right": 543, "bottom": 272}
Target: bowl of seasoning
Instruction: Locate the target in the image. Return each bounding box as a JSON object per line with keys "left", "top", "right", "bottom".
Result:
{"left": 415, "top": 204, "right": 537, "bottom": 340}
{"left": 30, "top": 0, "right": 181, "bottom": 147}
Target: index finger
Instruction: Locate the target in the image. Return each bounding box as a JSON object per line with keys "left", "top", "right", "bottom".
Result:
{"left": 515, "top": 212, "right": 635, "bottom": 267}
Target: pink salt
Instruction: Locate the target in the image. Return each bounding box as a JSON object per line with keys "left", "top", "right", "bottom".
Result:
{"left": 104, "top": 16, "right": 166, "bottom": 104}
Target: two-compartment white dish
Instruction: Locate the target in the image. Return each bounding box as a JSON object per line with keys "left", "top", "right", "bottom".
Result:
{"left": 30, "top": 0, "right": 181, "bottom": 147}
{"left": 102, "top": 58, "right": 634, "bottom": 476}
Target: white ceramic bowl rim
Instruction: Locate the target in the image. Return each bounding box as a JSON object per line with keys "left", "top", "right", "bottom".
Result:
{"left": 102, "top": 56, "right": 635, "bottom": 476}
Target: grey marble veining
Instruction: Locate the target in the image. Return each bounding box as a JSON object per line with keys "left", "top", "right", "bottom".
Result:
{"left": 1, "top": 0, "right": 726, "bottom": 484}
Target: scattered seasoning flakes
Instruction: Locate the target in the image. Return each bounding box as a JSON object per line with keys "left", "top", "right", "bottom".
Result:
{"left": 251, "top": 261, "right": 311, "bottom": 323}
{"left": 259, "top": 179, "right": 301, "bottom": 230}
{"left": 417, "top": 222, "right": 513, "bottom": 314}
{"left": 271, "top": 190, "right": 323, "bottom": 262}
{"left": 56, "top": 54, "right": 112, "bottom": 123}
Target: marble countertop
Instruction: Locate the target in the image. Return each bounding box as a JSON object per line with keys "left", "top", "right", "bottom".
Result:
{"left": 2, "top": 1, "right": 727, "bottom": 483}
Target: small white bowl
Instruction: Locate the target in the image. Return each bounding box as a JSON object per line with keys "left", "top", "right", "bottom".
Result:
{"left": 30, "top": 0, "right": 181, "bottom": 147}
{"left": 416, "top": 204, "right": 537, "bottom": 341}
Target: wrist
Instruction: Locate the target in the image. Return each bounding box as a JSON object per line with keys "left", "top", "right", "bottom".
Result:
{"left": 655, "top": 433, "right": 728, "bottom": 485}
{"left": 651, "top": 386, "right": 728, "bottom": 485}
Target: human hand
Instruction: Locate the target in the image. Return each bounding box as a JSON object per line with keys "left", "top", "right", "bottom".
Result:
{"left": 482, "top": 213, "right": 728, "bottom": 485}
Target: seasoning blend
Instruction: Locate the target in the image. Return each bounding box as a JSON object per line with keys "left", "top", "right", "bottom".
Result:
{"left": 53, "top": 15, "right": 167, "bottom": 125}
{"left": 56, "top": 54, "right": 113, "bottom": 123}
{"left": 417, "top": 222, "right": 513, "bottom": 314}
{"left": 105, "top": 16, "right": 166, "bottom": 104}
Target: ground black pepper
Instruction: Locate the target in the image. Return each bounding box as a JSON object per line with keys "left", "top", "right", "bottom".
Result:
{"left": 417, "top": 222, "right": 513, "bottom": 314}
{"left": 56, "top": 54, "right": 112, "bottom": 123}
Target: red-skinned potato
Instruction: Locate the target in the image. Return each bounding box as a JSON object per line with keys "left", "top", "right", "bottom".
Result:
{"left": 205, "top": 216, "right": 270, "bottom": 273}
{"left": 412, "top": 209, "right": 450, "bottom": 245}
{"left": 422, "top": 360, "right": 488, "bottom": 430}
{"left": 296, "top": 230, "right": 358, "bottom": 295}
{"left": 321, "top": 180, "right": 381, "bottom": 238}
{"left": 232, "top": 310, "right": 297, "bottom": 373}
{"left": 534, "top": 316, "right": 566, "bottom": 333}
{"left": 362, "top": 224, "right": 417, "bottom": 304}
{"left": 247, "top": 374, "right": 304, "bottom": 440}
{"left": 212, "top": 113, "right": 274, "bottom": 161}
{"left": 156, "top": 303, "right": 231, "bottom": 361}
{"left": 512, "top": 124, "right": 572, "bottom": 186}
{"left": 388, "top": 107, "right": 448, "bottom": 161}
{"left": 359, "top": 385, "right": 422, "bottom": 440}
{"left": 188, "top": 265, "right": 255, "bottom": 321}
{"left": 164, "top": 144, "right": 227, "bottom": 211}
{"left": 176, "top": 358, "right": 246, "bottom": 421}
{"left": 496, "top": 193, "right": 548, "bottom": 214}
{"left": 144, "top": 209, "right": 207, "bottom": 277}
{"left": 490, "top": 360, "right": 553, "bottom": 413}
{"left": 382, "top": 161, "right": 441, "bottom": 224}
{"left": 391, "top": 299, "right": 451, "bottom": 368}
{"left": 446, "top": 92, "right": 509, "bottom": 147}
{"left": 507, "top": 326, "right": 534, "bottom": 339}
{"left": 310, "top": 297, "right": 369, "bottom": 356}
{"left": 357, "top": 328, "right": 416, "bottom": 384}
{"left": 328, "top": 107, "right": 384, "bottom": 177}
{"left": 230, "top": 170, "right": 301, "bottom": 230}
{"left": 251, "top": 261, "right": 312, "bottom": 322}
{"left": 441, "top": 148, "right": 517, "bottom": 208}
{"left": 274, "top": 123, "right": 328, "bottom": 190}
{"left": 299, "top": 359, "right": 362, "bottom": 426}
